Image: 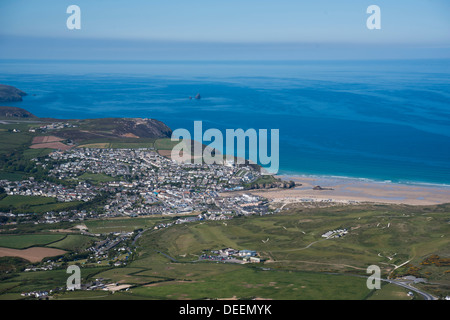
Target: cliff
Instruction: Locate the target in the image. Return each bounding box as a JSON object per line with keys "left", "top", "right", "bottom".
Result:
{"left": 0, "top": 106, "right": 36, "bottom": 119}
{"left": 0, "top": 85, "right": 27, "bottom": 102}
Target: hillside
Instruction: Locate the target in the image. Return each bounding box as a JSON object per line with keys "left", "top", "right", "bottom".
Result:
{"left": 0, "top": 106, "right": 172, "bottom": 143}
{"left": 0, "top": 85, "right": 27, "bottom": 102}
{"left": 0, "top": 106, "right": 36, "bottom": 119}
{"left": 54, "top": 118, "right": 173, "bottom": 142}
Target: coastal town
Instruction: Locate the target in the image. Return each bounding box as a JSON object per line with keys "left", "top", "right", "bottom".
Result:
{"left": 0, "top": 147, "right": 273, "bottom": 225}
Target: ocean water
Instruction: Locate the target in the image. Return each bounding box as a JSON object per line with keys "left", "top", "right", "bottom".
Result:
{"left": 1, "top": 59, "right": 450, "bottom": 185}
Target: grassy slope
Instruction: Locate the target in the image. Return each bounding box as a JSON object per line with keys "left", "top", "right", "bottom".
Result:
{"left": 84, "top": 216, "right": 171, "bottom": 234}
{"left": 55, "top": 203, "right": 445, "bottom": 300}
{"left": 47, "top": 234, "right": 98, "bottom": 252}
{"left": 0, "top": 195, "right": 82, "bottom": 214}
{"left": 0, "top": 234, "right": 66, "bottom": 249}
{"left": 124, "top": 203, "right": 450, "bottom": 299}
{"left": 1, "top": 202, "right": 449, "bottom": 299}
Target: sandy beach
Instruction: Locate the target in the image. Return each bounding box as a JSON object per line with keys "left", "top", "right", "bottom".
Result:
{"left": 232, "top": 175, "right": 450, "bottom": 206}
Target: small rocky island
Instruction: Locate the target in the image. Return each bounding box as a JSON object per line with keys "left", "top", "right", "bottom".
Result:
{"left": 246, "top": 177, "right": 297, "bottom": 190}
{"left": 313, "top": 185, "right": 334, "bottom": 191}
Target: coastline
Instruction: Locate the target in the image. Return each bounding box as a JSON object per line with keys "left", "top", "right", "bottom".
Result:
{"left": 242, "top": 174, "right": 450, "bottom": 206}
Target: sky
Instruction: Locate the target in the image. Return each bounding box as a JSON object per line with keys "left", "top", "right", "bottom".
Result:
{"left": 0, "top": 0, "right": 449, "bottom": 60}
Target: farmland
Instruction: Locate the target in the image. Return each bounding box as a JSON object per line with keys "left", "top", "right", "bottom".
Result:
{"left": 84, "top": 215, "right": 170, "bottom": 234}
{"left": 0, "top": 203, "right": 449, "bottom": 299}
{"left": 0, "top": 195, "right": 82, "bottom": 214}
{"left": 0, "top": 113, "right": 448, "bottom": 300}
{"left": 45, "top": 203, "right": 450, "bottom": 299}
{"left": 47, "top": 235, "right": 98, "bottom": 252}
{"left": 0, "top": 234, "right": 65, "bottom": 249}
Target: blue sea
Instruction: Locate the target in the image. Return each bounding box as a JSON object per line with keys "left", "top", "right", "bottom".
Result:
{"left": 1, "top": 59, "right": 450, "bottom": 185}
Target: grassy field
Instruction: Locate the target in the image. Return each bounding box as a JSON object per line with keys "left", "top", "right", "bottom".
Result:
{"left": 122, "top": 203, "right": 450, "bottom": 299}
{"left": 1, "top": 267, "right": 109, "bottom": 298}
{"left": 0, "top": 195, "right": 82, "bottom": 214}
{"left": 0, "top": 195, "right": 55, "bottom": 207}
{"left": 110, "top": 141, "right": 155, "bottom": 149}
{"left": 366, "top": 282, "right": 417, "bottom": 300}
{"left": 77, "top": 138, "right": 157, "bottom": 149}
{"left": 22, "top": 148, "right": 52, "bottom": 160}
{"left": 130, "top": 267, "right": 372, "bottom": 300}
{"left": 1, "top": 203, "right": 449, "bottom": 300}
{"left": 0, "top": 124, "right": 34, "bottom": 155}
{"left": 0, "top": 172, "right": 25, "bottom": 181}
{"left": 47, "top": 235, "right": 98, "bottom": 252}
{"left": 60, "top": 202, "right": 448, "bottom": 300}
{"left": 84, "top": 216, "right": 171, "bottom": 234}
{"left": 154, "top": 138, "right": 181, "bottom": 150}
{"left": 0, "top": 234, "right": 66, "bottom": 249}
{"left": 76, "top": 173, "right": 116, "bottom": 184}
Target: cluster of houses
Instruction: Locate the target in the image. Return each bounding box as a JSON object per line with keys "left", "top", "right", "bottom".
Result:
{"left": 0, "top": 178, "right": 96, "bottom": 202}
{"left": 297, "top": 198, "right": 360, "bottom": 205}
{"left": 321, "top": 228, "right": 348, "bottom": 239}
{"left": 20, "top": 290, "right": 51, "bottom": 299}
{"left": 42, "top": 148, "right": 267, "bottom": 218}
{"left": 46, "top": 148, "right": 256, "bottom": 194}
{"left": 29, "top": 122, "right": 78, "bottom": 133}
{"left": 0, "top": 146, "right": 273, "bottom": 226}
{"left": 0, "top": 209, "right": 96, "bottom": 226}
{"left": 85, "top": 231, "right": 133, "bottom": 266}
{"left": 201, "top": 248, "right": 264, "bottom": 264}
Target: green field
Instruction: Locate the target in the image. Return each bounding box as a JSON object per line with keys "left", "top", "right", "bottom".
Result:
{"left": 154, "top": 138, "right": 182, "bottom": 150}
{"left": 110, "top": 141, "right": 155, "bottom": 149}
{"left": 0, "top": 172, "right": 24, "bottom": 181}
{"left": 1, "top": 203, "right": 449, "bottom": 300}
{"left": 139, "top": 205, "right": 450, "bottom": 275}
{"left": 121, "top": 203, "right": 450, "bottom": 299}
{"left": 76, "top": 173, "right": 116, "bottom": 184}
{"left": 0, "top": 195, "right": 82, "bottom": 214}
{"left": 130, "top": 267, "right": 372, "bottom": 300}
{"left": 47, "top": 235, "right": 98, "bottom": 252}
{"left": 85, "top": 216, "right": 170, "bottom": 234}
{"left": 367, "top": 282, "right": 417, "bottom": 300}
{"left": 22, "top": 148, "right": 52, "bottom": 160}
{"left": 0, "top": 195, "right": 55, "bottom": 207}
{"left": 0, "top": 234, "right": 66, "bottom": 249}
{"left": 1, "top": 267, "right": 110, "bottom": 297}
{"left": 0, "top": 124, "right": 34, "bottom": 155}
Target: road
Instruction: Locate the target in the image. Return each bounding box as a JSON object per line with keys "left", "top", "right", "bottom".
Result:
{"left": 129, "top": 221, "right": 438, "bottom": 300}
{"left": 328, "top": 273, "right": 438, "bottom": 300}
{"left": 381, "top": 278, "right": 437, "bottom": 300}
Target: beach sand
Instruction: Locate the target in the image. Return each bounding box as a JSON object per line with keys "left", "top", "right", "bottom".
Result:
{"left": 228, "top": 175, "right": 450, "bottom": 206}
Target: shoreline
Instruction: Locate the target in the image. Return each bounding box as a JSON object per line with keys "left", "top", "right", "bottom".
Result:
{"left": 237, "top": 174, "right": 450, "bottom": 206}
{"left": 276, "top": 172, "right": 450, "bottom": 189}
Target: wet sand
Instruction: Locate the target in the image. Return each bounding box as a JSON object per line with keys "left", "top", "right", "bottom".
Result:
{"left": 239, "top": 175, "right": 450, "bottom": 206}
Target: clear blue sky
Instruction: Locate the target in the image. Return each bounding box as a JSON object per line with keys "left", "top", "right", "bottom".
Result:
{"left": 0, "top": 0, "right": 449, "bottom": 60}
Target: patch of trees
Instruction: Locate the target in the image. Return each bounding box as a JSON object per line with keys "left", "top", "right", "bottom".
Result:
{"left": 421, "top": 255, "right": 450, "bottom": 267}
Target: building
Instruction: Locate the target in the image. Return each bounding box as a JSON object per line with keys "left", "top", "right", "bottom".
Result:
{"left": 238, "top": 250, "right": 257, "bottom": 257}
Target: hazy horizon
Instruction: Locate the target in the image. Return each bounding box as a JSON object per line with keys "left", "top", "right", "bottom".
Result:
{"left": 1, "top": 0, "right": 449, "bottom": 60}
